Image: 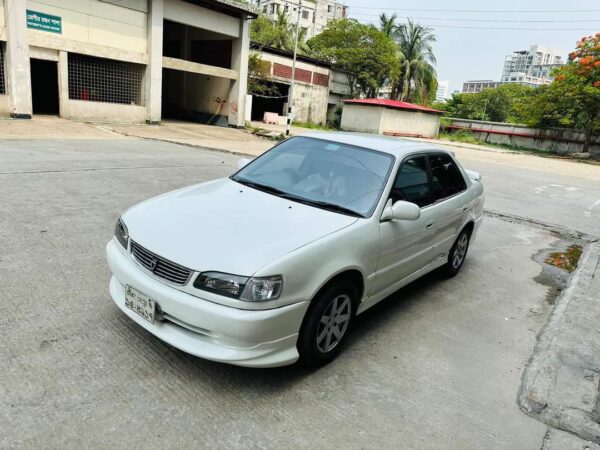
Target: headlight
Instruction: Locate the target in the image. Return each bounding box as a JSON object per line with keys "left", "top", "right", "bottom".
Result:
{"left": 194, "top": 272, "right": 283, "bottom": 302}
{"left": 240, "top": 276, "right": 283, "bottom": 302}
{"left": 114, "top": 218, "right": 129, "bottom": 249}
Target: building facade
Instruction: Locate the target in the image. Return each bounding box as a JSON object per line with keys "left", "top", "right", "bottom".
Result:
{"left": 249, "top": 45, "right": 331, "bottom": 124}
{"left": 435, "top": 80, "right": 449, "bottom": 102}
{"left": 341, "top": 98, "right": 443, "bottom": 138}
{"left": 501, "top": 44, "right": 563, "bottom": 86}
{"left": 462, "top": 80, "right": 503, "bottom": 94}
{"left": 0, "top": 0, "right": 255, "bottom": 125}
{"left": 255, "top": 0, "right": 347, "bottom": 39}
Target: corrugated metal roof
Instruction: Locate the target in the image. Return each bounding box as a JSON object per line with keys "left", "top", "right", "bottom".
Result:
{"left": 343, "top": 98, "right": 444, "bottom": 114}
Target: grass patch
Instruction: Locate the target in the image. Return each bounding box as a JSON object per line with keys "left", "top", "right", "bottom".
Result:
{"left": 292, "top": 121, "right": 336, "bottom": 131}
{"left": 545, "top": 244, "right": 583, "bottom": 272}
{"left": 438, "top": 130, "right": 480, "bottom": 145}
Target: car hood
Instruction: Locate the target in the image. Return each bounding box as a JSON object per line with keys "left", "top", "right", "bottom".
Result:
{"left": 122, "top": 178, "right": 358, "bottom": 275}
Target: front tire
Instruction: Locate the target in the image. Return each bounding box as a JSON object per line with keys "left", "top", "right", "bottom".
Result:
{"left": 444, "top": 229, "right": 470, "bottom": 277}
{"left": 297, "top": 280, "right": 356, "bottom": 368}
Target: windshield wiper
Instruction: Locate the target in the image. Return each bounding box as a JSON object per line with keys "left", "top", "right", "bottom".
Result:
{"left": 280, "top": 195, "right": 365, "bottom": 218}
{"left": 233, "top": 177, "right": 364, "bottom": 218}
{"left": 233, "top": 178, "right": 287, "bottom": 196}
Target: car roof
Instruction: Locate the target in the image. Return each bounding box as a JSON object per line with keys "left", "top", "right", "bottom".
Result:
{"left": 299, "top": 132, "right": 449, "bottom": 158}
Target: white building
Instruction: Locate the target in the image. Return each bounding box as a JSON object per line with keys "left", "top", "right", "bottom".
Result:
{"left": 435, "top": 80, "right": 449, "bottom": 102}
{"left": 0, "top": 0, "right": 255, "bottom": 125}
{"left": 256, "top": 0, "right": 347, "bottom": 39}
{"left": 501, "top": 44, "right": 564, "bottom": 86}
{"left": 462, "top": 80, "right": 503, "bottom": 94}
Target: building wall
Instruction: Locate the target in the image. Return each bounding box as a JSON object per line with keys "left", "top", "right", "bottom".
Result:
{"left": 61, "top": 99, "right": 146, "bottom": 122}
{"left": 1, "top": 0, "right": 252, "bottom": 124}
{"left": 380, "top": 108, "right": 440, "bottom": 138}
{"left": 257, "top": 50, "right": 330, "bottom": 124}
{"left": 340, "top": 104, "right": 383, "bottom": 134}
{"left": 0, "top": 0, "right": 6, "bottom": 39}
{"left": 257, "top": 0, "right": 345, "bottom": 38}
{"left": 0, "top": 91, "right": 10, "bottom": 115}
{"left": 341, "top": 104, "right": 441, "bottom": 138}
{"left": 27, "top": 0, "right": 148, "bottom": 56}
{"left": 182, "top": 73, "right": 231, "bottom": 118}
{"left": 446, "top": 118, "right": 600, "bottom": 159}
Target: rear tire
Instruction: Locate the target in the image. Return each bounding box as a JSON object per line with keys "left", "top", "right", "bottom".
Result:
{"left": 297, "top": 280, "right": 356, "bottom": 368}
{"left": 444, "top": 229, "right": 470, "bottom": 277}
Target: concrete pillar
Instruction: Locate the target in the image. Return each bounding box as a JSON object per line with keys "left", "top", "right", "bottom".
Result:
{"left": 146, "top": 0, "right": 164, "bottom": 124}
{"left": 228, "top": 17, "right": 249, "bottom": 128}
{"left": 57, "top": 51, "right": 69, "bottom": 117}
{"left": 4, "top": 0, "right": 32, "bottom": 118}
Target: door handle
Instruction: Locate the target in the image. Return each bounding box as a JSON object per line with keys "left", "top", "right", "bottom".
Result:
{"left": 462, "top": 207, "right": 468, "bottom": 212}
{"left": 426, "top": 223, "right": 434, "bottom": 229}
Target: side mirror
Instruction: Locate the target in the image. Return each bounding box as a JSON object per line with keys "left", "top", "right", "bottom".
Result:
{"left": 381, "top": 200, "right": 421, "bottom": 222}
{"left": 237, "top": 157, "right": 252, "bottom": 169}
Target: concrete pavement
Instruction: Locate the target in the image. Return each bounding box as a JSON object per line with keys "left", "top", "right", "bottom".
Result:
{"left": 1, "top": 138, "right": 562, "bottom": 448}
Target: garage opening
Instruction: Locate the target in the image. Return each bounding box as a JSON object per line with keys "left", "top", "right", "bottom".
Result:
{"left": 250, "top": 81, "right": 289, "bottom": 121}
{"left": 30, "top": 59, "right": 59, "bottom": 115}
{"left": 161, "top": 19, "right": 234, "bottom": 126}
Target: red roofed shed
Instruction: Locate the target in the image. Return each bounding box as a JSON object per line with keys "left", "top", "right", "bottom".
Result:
{"left": 341, "top": 98, "right": 443, "bottom": 138}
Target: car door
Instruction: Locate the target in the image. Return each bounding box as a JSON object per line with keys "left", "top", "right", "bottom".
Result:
{"left": 428, "top": 153, "right": 470, "bottom": 260}
{"left": 372, "top": 155, "right": 438, "bottom": 295}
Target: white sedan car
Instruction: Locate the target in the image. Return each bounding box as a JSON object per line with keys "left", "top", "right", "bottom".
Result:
{"left": 107, "top": 133, "right": 484, "bottom": 368}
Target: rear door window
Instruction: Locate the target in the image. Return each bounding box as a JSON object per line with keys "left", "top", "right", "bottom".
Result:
{"left": 429, "top": 154, "right": 467, "bottom": 201}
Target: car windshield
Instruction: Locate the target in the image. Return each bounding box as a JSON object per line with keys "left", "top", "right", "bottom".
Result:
{"left": 231, "top": 137, "right": 395, "bottom": 217}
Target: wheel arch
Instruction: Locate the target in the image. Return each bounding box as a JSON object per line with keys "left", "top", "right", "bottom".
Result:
{"left": 310, "top": 268, "right": 366, "bottom": 309}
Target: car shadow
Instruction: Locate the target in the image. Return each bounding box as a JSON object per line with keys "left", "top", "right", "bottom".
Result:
{"left": 156, "top": 267, "right": 453, "bottom": 393}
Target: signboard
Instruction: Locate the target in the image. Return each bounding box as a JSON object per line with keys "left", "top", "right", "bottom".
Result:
{"left": 27, "top": 10, "right": 62, "bottom": 34}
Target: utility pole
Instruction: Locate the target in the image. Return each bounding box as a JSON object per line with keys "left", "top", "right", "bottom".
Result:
{"left": 481, "top": 98, "right": 489, "bottom": 124}
{"left": 285, "top": 0, "right": 302, "bottom": 137}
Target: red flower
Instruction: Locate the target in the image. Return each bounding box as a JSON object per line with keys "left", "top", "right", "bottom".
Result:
{"left": 593, "top": 81, "right": 600, "bottom": 87}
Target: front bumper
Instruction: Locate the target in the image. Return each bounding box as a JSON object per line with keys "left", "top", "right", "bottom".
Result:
{"left": 106, "top": 240, "right": 308, "bottom": 367}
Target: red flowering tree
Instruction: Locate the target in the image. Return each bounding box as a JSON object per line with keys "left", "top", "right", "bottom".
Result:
{"left": 525, "top": 33, "right": 600, "bottom": 152}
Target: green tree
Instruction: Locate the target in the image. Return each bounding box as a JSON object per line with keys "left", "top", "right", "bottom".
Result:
{"left": 247, "top": 51, "right": 280, "bottom": 97}
{"left": 388, "top": 19, "right": 438, "bottom": 103}
{"left": 521, "top": 34, "right": 600, "bottom": 152}
{"left": 250, "top": 12, "right": 309, "bottom": 53}
{"left": 440, "top": 84, "right": 535, "bottom": 123}
{"left": 308, "top": 19, "right": 398, "bottom": 97}
{"left": 379, "top": 13, "right": 398, "bottom": 38}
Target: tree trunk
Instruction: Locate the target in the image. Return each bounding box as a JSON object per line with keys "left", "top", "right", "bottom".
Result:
{"left": 583, "top": 127, "right": 592, "bottom": 153}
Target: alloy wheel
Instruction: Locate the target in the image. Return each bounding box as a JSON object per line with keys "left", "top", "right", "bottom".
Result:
{"left": 316, "top": 294, "right": 352, "bottom": 353}
{"left": 452, "top": 233, "right": 469, "bottom": 269}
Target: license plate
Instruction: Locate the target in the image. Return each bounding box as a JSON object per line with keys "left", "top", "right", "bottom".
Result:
{"left": 125, "top": 285, "right": 155, "bottom": 324}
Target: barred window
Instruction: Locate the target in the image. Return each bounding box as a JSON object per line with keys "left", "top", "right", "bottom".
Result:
{"left": 0, "top": 43, "right": 6, "bottom": 95}
{"left": 68, "top": 53, "right": 145, "bottom": 106}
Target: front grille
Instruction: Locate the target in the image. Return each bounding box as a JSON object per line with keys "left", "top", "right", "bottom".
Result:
{"left": 130, "top": 241, "right": 192, "bottom": 285}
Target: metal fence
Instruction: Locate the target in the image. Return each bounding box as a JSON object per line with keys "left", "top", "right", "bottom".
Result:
{"left": 0, "top": 43, "right": 6, "bottom": 95}
{"left": 67, "top": 53, "right": 144, "bottom": 106}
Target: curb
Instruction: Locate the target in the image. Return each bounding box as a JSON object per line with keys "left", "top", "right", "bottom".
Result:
{"left": 518, "top": 241, "right": 600, "bottom": 443}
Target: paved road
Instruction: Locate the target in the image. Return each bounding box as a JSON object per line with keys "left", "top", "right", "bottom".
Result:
{"left": 448, "top": 146, "right": 600, "bottom": 238}
{"left": 0, "top": 138, "right": 573, "bottom": 448}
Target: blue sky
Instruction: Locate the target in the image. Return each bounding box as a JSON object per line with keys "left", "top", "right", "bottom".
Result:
{"left": 345, "top": 0, "right": 600, "bottom": 92}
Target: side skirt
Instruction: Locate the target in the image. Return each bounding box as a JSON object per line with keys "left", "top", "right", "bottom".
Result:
{"left": 357, "top": 256, "right": 447, "bottom": 315}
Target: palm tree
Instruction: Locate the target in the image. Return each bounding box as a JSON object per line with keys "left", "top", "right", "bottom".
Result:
{"left": 391, "top": 19, "right": 438, "bottom": 103}
{"left": 379, "top": 13, "right": 398, "bottom": 38}
{"left": 272, "top": 11, "right": 310, "bottom": 54}
{"left": 272, "top": 11, "right": 294, "bottom": 51}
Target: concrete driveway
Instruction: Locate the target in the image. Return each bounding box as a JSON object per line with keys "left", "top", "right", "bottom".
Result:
{"left": 0, "top": 137, "right": 569, "bottom": 448}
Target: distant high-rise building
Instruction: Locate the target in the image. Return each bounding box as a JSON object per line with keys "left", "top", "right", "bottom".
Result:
{"left": 462, "top": 80, "right": 503, "bottom": 93}
{"left": 462, "top": 44, "right": 565, "bottom": 93}
{"left": 435, "top": 80, "right": 450, "bottom": 101}
{"left": 255, "top": 0, "right": 347, "bottom": 39}
{"left": 501, "top": 45, "right": 564, "bottom": 86}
